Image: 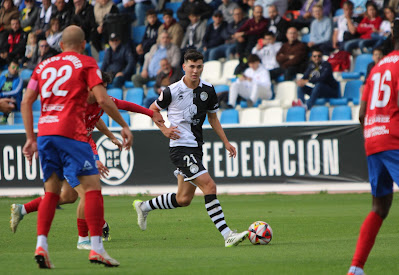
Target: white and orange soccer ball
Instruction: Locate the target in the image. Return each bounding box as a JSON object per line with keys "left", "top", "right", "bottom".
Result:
{"left": 248, "top": 221, "right": 273, "bottom": 245}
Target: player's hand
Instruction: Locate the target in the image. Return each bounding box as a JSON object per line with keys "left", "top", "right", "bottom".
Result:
{"left": 225, "top": 143, "right": 236, "bottom": 158}
{"left": 120, "top": 126, "right": 133, "bottom": 150}
{"left": 162, "top": 126, "right": 180, "bottom": 140}
{"left": 152, "top": 111, "right": 165, "bottom": 126}
{"left": 97, "top": 160, "right": 109, "bottom": 178}
{"left": 23, "top": 139, "right": 38, "bottom": 166}
{"left": 111, "top": 137, "right": 123, "bottom": 150}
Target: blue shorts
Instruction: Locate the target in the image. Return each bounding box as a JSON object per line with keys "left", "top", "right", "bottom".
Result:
{"left": 367, "top": 150, "right": 399, "bottom": 197}
{"left": 37, "top": 136, "right": 98, "bottom": 188}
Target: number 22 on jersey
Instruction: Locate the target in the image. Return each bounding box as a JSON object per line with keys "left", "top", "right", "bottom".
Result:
{"left": 370, "top": 70, "right": 391, "bottom": 110}
{"left": 41, "top": 65, "right": 73, "bottom": 98}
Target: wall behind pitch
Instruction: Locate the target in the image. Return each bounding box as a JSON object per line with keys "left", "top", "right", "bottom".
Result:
{"left": 0, "top": 123, "right": 368, "bottom": 188}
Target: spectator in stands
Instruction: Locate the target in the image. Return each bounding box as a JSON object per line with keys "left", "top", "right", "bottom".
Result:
{"left": 360, "top": 47, "right": 384, "bottom": 94}
{"left": 308, "top": 4, "right": 333, "bottom": 55}
{"left": 0, "top": 0, "right": 19, "bottom": 33}
{"left": 91, "top": 0, "right": 119, "bottom": 52}
{"left": 177, "top": 0, "right": 213, "bottom": 31}
{"left": 267, "top": 4, "right": 289, "bottom": 43}
{"left": 292, "top": 0, "right": 332, "bottom": 30}
{"left": 133, "top": 0, "right": 155, "bottom": 26}
{"left": 135, "top": 9, "right": 161, "bottom": 66}
{"left": 158, "top": 9, "right": 184, "bottom": 48}
{"left": 332, "top": 0, "right": 359, "bottom": 51}
{"left": 0, "top": 60, "right": 23, "bottom": 124}
{"left": 143, "top": 58, "right": 184, "bottom": 108}
{"left": 33, "top": 0, "right": 56, "bottom": 40}
{"left": 387, "top": 0, "right": 399, "bottom": 14}
{"left": 207, "top": 7, "right": 245, "bottom": 61}
{"left": 117, "top": 0, "right": 135, "bottom": 21}
{"left": 202, "top": 10, "right": 228, "bottom": 61}
{"left": 275, "top": 26, "right": 308, "bottom": 80}
{"left": 46, "top": 17, "right": 62, "bottom": 52}
{"left": 54, "top": 0, "right": 72, "bottom": 31}
{"left": 0, "top": 17, "right": 26, "bottom": 67}
{"left": 180, "top": 8, "right": 207, "bottom": 51}
{"left": 234, "top": 5, "right": 268, "bottom": 59}
{"left": 22, "top": 31, "right": 36, "bottom": 67}
{"left": 255, "top": 0, "right": 288, "bottom": 19}
{"left": 20, "top": 0, "right": 39, "bottom": 33}
{"left": 294, "top": 48, "right": 339, "bottom": 110}
{"left": 132, "top": 31, "right": 181, "bottom": 88}
{"left": 101, "top": 32, "right": 135, "bottom": 89}
{"left": 227, "top": 54, "right": 272, "bottom": 107}
{"left": 218, "top": 0, "right": 239, "bottom": 24}
{"left": 373, "top": 6, "right": 395, "bottom": 49}
{"left": 344, "top": 1, "right": 382, "bottom": 53}
{"left": 26, "top": 39, "right": 58, "bottom": 70}
{"left": 242, "top": 0, "right": 255, "bottom": 19}
{"left": 251, "top": 31, "right": 282, "bottom": 80}
{"left": 70, "top": 0, "right": 96, "bottom": 44}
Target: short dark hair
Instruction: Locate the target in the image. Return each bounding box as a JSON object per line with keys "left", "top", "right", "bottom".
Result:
{"left": 311, "top": 47, "right": 322, "bottom": 55}
{"left": 366, "top": 1, "right": 377, "bottom": 10}
{"left": 101, "top": 71, "right": 113, "bottom": 85}
{"left": 146, "top": 9, "right": 156, "bottom": 16}
{"left": 188, "top": 7, "right": 201, "bottom": 16}
{"left": 372, "top": 47, "right": 383, "bottom": 54}
{"left": 184, "top": 49, "right": 204, "bottom": 63}
{"left": 8, "top": 59, "right": 18, "bottom": 66}
{"left": 264, "top": 31, "right": 275, "bottom": 37}
{"left": 163, "top": 8, "right": 173, "bottom": 17}
{"left": 247, "top": 54, "right": 261, "bottom": 63}
{"left": 343, "top": 0, "right": 354, "bottom": 9}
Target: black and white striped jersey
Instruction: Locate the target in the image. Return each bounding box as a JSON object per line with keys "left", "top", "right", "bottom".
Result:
{"left": 155, "top": 77, "right": 219, "bottom": 147}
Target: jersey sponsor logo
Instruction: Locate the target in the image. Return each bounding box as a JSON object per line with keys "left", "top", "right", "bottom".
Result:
{"left": 82, "top": 160, "right": 93, "bottom": 171}
{"left": 189, "top": 164, "right": 199, "bottom": 174}
{"left": 96, "top": 133, "right": 134, "bottom": 186}
{"left": 38, "top": 115, "right": 59, "bottom": 124}
{"left": 200, "top": 92, "right": 208, "bottom": 101}
{"left": 42, "top": 104, "right": 64, "bottom": 112}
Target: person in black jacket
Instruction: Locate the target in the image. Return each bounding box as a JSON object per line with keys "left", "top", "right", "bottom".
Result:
{"left": 70, "top": 0, "right": 96, "bottom": 43}
{"left": 267, "top": 4, "right": 289, "bottom": 43}
{"left": 54, "top": 0, "right": 72, "bottom": 31}
{"left": 202, "top": 10, "right": 228, "bottom": 61}
{"left": 0, "top": 17, "right": 27, "bottom": 66}
{"left": 101, "top": 33, "right": 135, "bottom": 88}
{"left": 20, "top": 0, "right": 39, "bottom": 33}
{"left": 177, "top": 0, "right": 212, "bottom": 31}
{"left": 135, "top": 9, "right": 161, "bottom": 66}
{"left": 294, "top": 48, "right": 339, "bottom": 110}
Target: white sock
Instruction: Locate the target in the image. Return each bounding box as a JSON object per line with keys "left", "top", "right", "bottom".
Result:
{"left": 348, "top": 266, "right": 364, "bottom": 275}
{"left": 103, "top": 222, "right": 107, "bottom": 229}
{"left": 142, "top": 201, "right": 152, "bottom": 212}
{"left": 90, "top": 236, "right": 105, "bottom": 254}
{"left": 36, "top": 235, "right": 48, "bottom": 251}
{"left": 222, "top": 229, "right": 232, "bottom": 240}
{"left": 21, "top": 205, "right": 27, "bottom": 215}
{"left": 78, "top": 236, "right": 90, "bottom": 243}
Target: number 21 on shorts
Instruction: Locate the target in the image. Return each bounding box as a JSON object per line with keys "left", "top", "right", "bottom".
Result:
{"left": 183, "top": 154, "right": 198, "bottom": 167}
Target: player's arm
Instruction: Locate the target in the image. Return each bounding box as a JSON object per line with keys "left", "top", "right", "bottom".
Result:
{"left": 21, "top": 80, "right": 40, "bottom": 165}
{"left": 92, "top": 84, "right": 133, "bottom": 149}
{"left": 95, "top": 118, "right": 122, "bottom": 150}
{"left": 207, "top": 112, "right": 236, "bottom": 158}
{"left": 113, "top": 98, "right": 164, "bottom": 125}
{"left": 359, "top": 78, "right": 371, "bottom": 128}
{"left": 149, "top": 102, "right": 180, "bottom": 140}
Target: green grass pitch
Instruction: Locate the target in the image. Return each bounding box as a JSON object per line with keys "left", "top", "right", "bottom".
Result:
{"left": 1, "top": 193, "right": 399, "bottom": 274}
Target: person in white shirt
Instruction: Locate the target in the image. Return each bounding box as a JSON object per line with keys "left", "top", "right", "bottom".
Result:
{"left": 228, "top": 54, "right": 272, "bottom": 107}
{"left": 251, "top": 31, "right": 282, "bottom": 80}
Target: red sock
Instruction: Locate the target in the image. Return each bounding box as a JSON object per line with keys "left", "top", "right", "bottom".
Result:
{"left": 77, "top": 218, "right": 89, "bottom": 237}
{"left": 85, "top": 190, "right": 104, "bottom": 237}
{"left": 37, "top": 192, "right": 60, "bottom": 236}
{"left": 24, "top": 197, "right": 43, "bottom": 213}
{"left": 351, "top": 211, "right": 383, "bottom": 269}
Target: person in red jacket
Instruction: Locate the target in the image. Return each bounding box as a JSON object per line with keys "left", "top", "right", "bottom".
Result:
{"left": 343, "top": 1, "right": 382, "bottom": 53}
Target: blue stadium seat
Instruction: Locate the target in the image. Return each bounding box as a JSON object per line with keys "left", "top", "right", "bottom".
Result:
{"left": 33, "top": 111, "right": 40, "bottom": 124}
{"left": 85, "top": 43, "right": 92, "bottom": 56}
{"left": 125, "top": 88, "right": 144, "bottom": 106}
{"left": 301, "top": 34, "right": 310, "bottom": 43}
{"left": 13, "top": 112, "right": 23, "bottom": 124}
{"left": 157, "top": 13, "right": 164, "bottom": 23}
{"left": 343, "top": 80, "right": 362, "bottom": 104}
{"left": 32, "top": 99, "right": 41, "bottom": 112}
{"left": 131, "top": 25, "right": 146, "bottom": 45}
{"left": 286, "top": 107, "right": 306, "bottom": 122}
{"left": 331, "top": 106, "right": 352, "bottom": 121}
{"left": 107, "top": 88, "right": 123, "bottom": 100}
{"left": 147, "top": 80, "right": 156, "bottom": 87}
{"left": 335, "top": 8, "right": 344, "bottom": 16}
{"left": 124, "top": 81, "right": 134, "bottom": 88}
{"left": 329, "top": 98, "right": 349, "bottom": 105}
{"left": 203, "top": 114, "right": 209, "bottom": 125}
{"left": 214, "top": 84, "right": 229, "bottom": 94}
{"left": 341, "top": 54, "right": 372, "bottom": 79}
{"left": 220, "top": 109, "right": 239, "bottom": 124}
{"left": 19, "top": 69, "right": 33, "bottom": 81}
{"left": 240, "top": 99, "right": 261, "bottom": 108}
{"left": 101, "top": 113, "right": 109, "bottom": 126}
{"left": 314, "top": 98, "right": 328, "bottom": 105}
{"left": 165, "top": 2, "right": 182, "bottom": 13}
{"left": 111, "top": 112, "right": 130, "bottom": 127}
{"left": 98, "top": 50, "right": 105, "bottom": 62}
{"left": 309, "top": 106, "right": 329, "bottom": 121}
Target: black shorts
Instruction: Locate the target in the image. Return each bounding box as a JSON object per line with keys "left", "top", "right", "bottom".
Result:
{"left": 169, "top": 146, "right": 207, "bottom": 181}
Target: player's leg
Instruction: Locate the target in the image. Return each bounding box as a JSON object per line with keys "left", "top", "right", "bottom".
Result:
{"left": 76, "top": 195, "right": 91, "bottom": 250}
{"left": 59, "top": 181, "right": 79, "bottom": 204}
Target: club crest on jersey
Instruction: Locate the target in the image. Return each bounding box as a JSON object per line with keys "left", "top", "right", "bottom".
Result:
{"left": 189, "top": 164, "right": 199, "bottom": 174}
{"left": 200, "top": 92, "right": 208, "bottom": 101}
{"left": 96, "top": 133, "right": 134, "bottom": 186}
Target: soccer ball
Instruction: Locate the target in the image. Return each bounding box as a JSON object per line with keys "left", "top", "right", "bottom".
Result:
{"left": 248, "top": 221, "right": 273, "bottom": 245}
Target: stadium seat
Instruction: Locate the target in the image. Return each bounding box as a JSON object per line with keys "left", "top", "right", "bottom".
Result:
{"left": 203, "top": 114, "right": 210, "bottom": 125}
{"left": 107, "top": 88, "right": 123, "bottom": 100}
{"left": 262, "top": 107, "right": 283, "bottom": 124}
{"left": 157, "top": 14, "right": 164, "bottom": 23}
{"left": 240, "top": 99, "right": 261, "bottom": 108}
{"left": 131, "top": 25, "right": 146, "bottom": 45}
{"left": 19, "top": 69, "right": 33, "bottom": 81}
{"left": 331, "top": 106, "right": 352, "bottom": 121}
{"left": 301, "top": 33, "right": 310, "bottom": 43}
{"left": 85, "top": 43, "right": 92, "bottom": 56}
{"left": 262, "top": 81, "right": 296, "bottom": 108}
{"left": 201, "top": 61, "right": 222, "bottom": 84}
{"left": 240, "top": 107, "right": 261, "bottom": 125}
{"left": 101, "top": 113, "right": 109, "bottom": 126}
{"left": 309, "top": 106, "right": 329, "bottom": 121}
{"left": 124, "top": 81, "right": 134, "bottom": 88}
{"left": 131, "top": 113, "right": 153, "bottom": 129}
{"left": 343, "top": 80, "right": 362, "bottom": 104}
{"left": 125, "top": 88, "right": 144, "bottom": 106}
{"left": 314, "top": 98, "right": 328, "bottom": 105}
{"left": 33, "top": 111, "right": 40, "bottom": 124}
{"left": 98, "top": 50, "right": 105, "bottom": 63}
{"left": 286, "top": 107, "right": 306, "bottom": 122}
{"left": 32, "top": 99, "right": 41, "bottom": 112}
{"left": 13, "top": 112, "right": 23, "bottom": 124}
{"left": 165, "top": 2, "right": 182, "bottom": 13}
{"left": 329, "top": 98, "right": 349, "bottom": 106}
{"left": 147, "top": 80, "right": 156, "bottom": 87}
{"left": 220, "top": 109, "right": 239, "bottom": 124}
{"left": 111, "top": 112, "right": 131, "bottom": 127}
{"left": 214, "top": 84, "right": 229, "bottom": 94}
{"left": 334, "top": 8, "right": 344, "bottom": 16}
{"left": 341, "top": 54, "right": 372, "bottom": 79}
{"left": 214, "top": 59, "right": 239, "bottom": 85}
